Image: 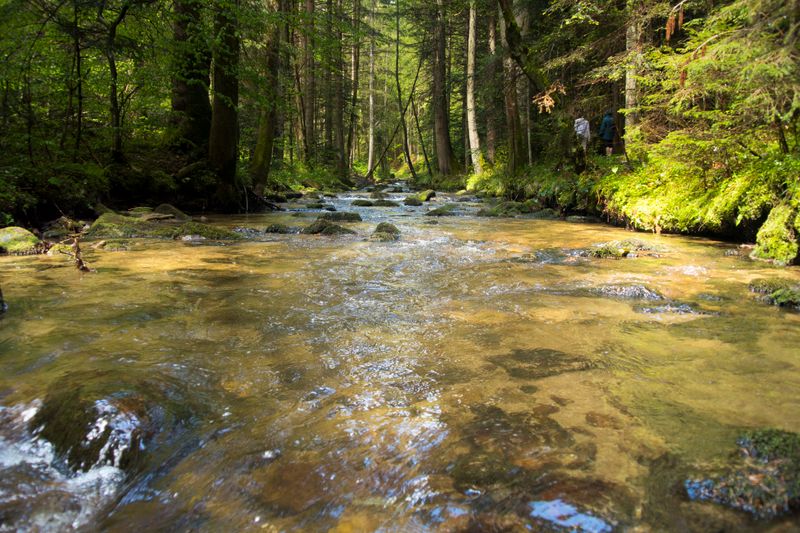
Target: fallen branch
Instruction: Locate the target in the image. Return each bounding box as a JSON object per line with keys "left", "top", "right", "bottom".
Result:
{"left": 72, "top": 236, "right": 93, "bottom": 272}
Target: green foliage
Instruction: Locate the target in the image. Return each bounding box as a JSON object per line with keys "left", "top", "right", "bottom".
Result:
{"left": 752, "top": 203, "right": 798, "bottom": 265}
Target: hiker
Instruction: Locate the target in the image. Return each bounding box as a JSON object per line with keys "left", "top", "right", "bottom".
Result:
{"left": 599, "top": 111, "right": 615, "bottom": 155}
{"left": 574, "top": 116, "right": 590, "bottom": 154}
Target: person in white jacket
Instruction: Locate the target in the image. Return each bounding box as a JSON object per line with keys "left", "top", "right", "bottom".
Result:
{"left": 574, "top": 116, "right": 590, "bottom": 154}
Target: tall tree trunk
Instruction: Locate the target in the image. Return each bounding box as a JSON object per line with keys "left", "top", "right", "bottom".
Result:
{"left": 466, "top": 0, "right": 482, "bottom": 174}
{"left": 395, "top": 0, "right": 417, "bottom": 179}
{"left": 333, "top": 0, "right": 348, "bottom": 181}
{"left": 209, "top": 0, "right": 240, "bottom": 207}
{"left": 73, "top": 0, "right": 83, "bottom": 160}
{"left": 303, "top": 0, "right": 316, "bottom": 162}
{"left": 499, "top": 4, "right": 525, "bottom": 181}
{"left": 172, "top": 0, "right": 212, "bottom": 153}
{"left": 272, "top": 0, "right": 293, "bottom": 170}
{"left": 250, "top": 0, "right": 283, "bottom": 192}
{"left": 411, "top": 92, "right": 433, "bottom": 177}
{"left": 324, "top": 0, "right": 334, "bottom": 152}
{"left": 366, "top": 0, "right": 375, "bottom": 172}
{"left": 486, "top": 11, "right": 497, "bottom": 164}
{"left": 346, "top": 0, "right": 361, "bottom": 168}
{"left": 103, "top": 4, "right": 131, "bottom": 163}
{"left": 432, "top": 0, "right": 457, "bottom": 176}
{"left": 624, "top": 4, "right": 641, "bottom": 132}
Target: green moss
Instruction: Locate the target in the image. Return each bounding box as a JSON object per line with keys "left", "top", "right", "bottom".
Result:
{"left": 153, "top": 203, "right": 190, "bottom": 220}
{"left": 477, "top": 200, "right": 543, "bottom": 218}
{"left": 0, "top": 226, "right": 42, "bottom": 254}
{"left": 418, "top": 189, "right": 436, "bottom": 201}
{"left": 751, "top": 204, "right": 799, "bottom": 265}
{"left": 128, "top": 206, "right": 153, "bottom": 214}
{"left": 319, "top": 212, "right": 362, "bottom": 222}
{"left": 589, "top": 239, "right": 663, "bottom": 259}
{"left": 86, "top": 213, "right": 240, "bottom": 240}
{"left": 302, "top": 219, "right": 356, "bottom": 235}
{"left": 265, "top": 224, "right": 295, "bottom": 234}
{"left": 748, "top": 278, "right": 800, "bottom": 309}
{"left": 425, "top": 204, "right": 458, "bottom": 217}
{"left": 351, "top": 199, "right": 374, "bottom": 207}
{"left": 403, "top": 196, "right": 423, "bottom": 206}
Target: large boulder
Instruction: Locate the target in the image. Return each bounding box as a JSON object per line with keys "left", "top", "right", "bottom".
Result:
{"left": 751, "top": 203, "right": 799, "bottom": 265}
{"left": 86, "top": 213, "right": 240, "bottom": 240}
{"left": 425, "top": 204, "right": 458, "bottom": 217}
{"left": 0, "top": 227, "right": 42, "bottom": 255}
{"left": 403, "top": 196, "right": 423, "bottom": 206}
{"left": 372, "top": 200, "right": 400, "bottom": 207}
{"left": 749, "top": 278, "right": 800, "bottom": 310}
{"left": 418, "top": 189, "right": 436, "bottom": 201}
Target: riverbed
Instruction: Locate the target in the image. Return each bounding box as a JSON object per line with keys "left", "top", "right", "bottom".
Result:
{"left": 1, "top": 193, "right": 799, "bottom": 531}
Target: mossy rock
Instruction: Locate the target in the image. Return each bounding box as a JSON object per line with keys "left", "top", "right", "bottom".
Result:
{"left": 369, "top": 191, "right": 387, "bottom": 200}
{"left": 528, "top": 208, "right": 560, "bottom": 220}
{"left": 351, "top": 199, "right": 374, "bottom": 207}
{"left": 46, "top": 243, "right": 75, "bottom": 257}
{"left": 751, "top": 204, "right": 799, "bottom": 266}
{"left": 127, "top": 207, "right": 153, "bottom": 215}
{"left": 285, "top": 192, "right": 304, "bottom": 200}
{"left": 476, "top": 200, "right": 540, "bottom": 218}
{"left": 94, "top": 203, "right": 115, "bottom": 216}
{"left": 86, "top": 213, "right": 240, "bottom": 240}
{"left": 264, "top": 192, "right": 288, "bottom": 203}
{"left": 100, "top": 239, "right": 132, "bottom": 251}
{"left": 404, "top": 196, "right": 423, "bottom": 206}
{"left": 319, "top": 212, "right": 362, "bottom": 222}
{"left": 302, "top": 219, "right": 356, "bottom": 235}
{"left": 374, "top": 222, "right": 400, "bottom": 235}
{"left": 425, "top": 204, "right": 458, "bottom": 217}
{"left": 305, "top": 202, "right": 327, "bottom": 209}
{"left": 265, "top": 224, "right": 297, "bottom": 234}
{"left": 588, "top": 239, "right": 663, "bottom": 259}
{"left": 418, "top": 190, "right": 436, "bottom": 201}
{"left": 0, "top": 226, "right": 43, "bottom": 255}
{"left": 154, "top": 203, "right": 190, "bottom": 221}
{"left": 686, "top": 429, "right": 800, "bottom": 518}
{"left": 372, "top": 200, "right": 400, "bottom": 207}
{"left": 748, "top": 278, "right": 800, "bottom": 309}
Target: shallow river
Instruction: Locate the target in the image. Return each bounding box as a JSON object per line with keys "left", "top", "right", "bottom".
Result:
{"left": 1, "top": 193, "right": 799, "bottom": 531}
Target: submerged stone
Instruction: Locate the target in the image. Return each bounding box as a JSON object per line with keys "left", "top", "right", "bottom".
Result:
{"left": 490, "top": 348, "right": 594, "bottom": 380}
{"left": 686, "top": 429, "right": 800, "bottom": 519}
{"left": 302, "top": 219, "right": 357, "bottom": 235}
{"left": 594, "top": 285, "right": 664, "bottom": 300}
{"left": 0, "top": 226, "right": 43, "bottom": 255}
{"left": 319, "top": 212, "right": 362, "bottom": 222}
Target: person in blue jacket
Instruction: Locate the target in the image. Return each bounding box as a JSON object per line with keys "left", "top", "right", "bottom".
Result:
{"left": 598, "top": 111, "right": 616, "bottom": 155}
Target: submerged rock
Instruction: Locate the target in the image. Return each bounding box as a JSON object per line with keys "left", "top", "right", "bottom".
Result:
{"left": 351, "top": 199, "right": 374, "bottom": 207}
{"left": 319, "top": 212, "right": 362, "bottom": 222}
{"left": 0, "top": 226, "right": 43, "bottom": 255}
{"left": 686, "top": 429, "right": 800, "bottom": 518}
{"left": 302, "top": 219, "right": 357, "bottom": 235}
{"left": 749, "top": 278, "right": 800, "bottom": 310}
{"left": 594, "top": 285, "right": 664, "bottom": 300}
{"left": 404, "top": 196, "right": 423, "bottom": 206}
{"left": 370, "top": 222, "right": 400, "bottom": 242}
{"left": 490, "top": 348, "right": 594, "bottom": 380}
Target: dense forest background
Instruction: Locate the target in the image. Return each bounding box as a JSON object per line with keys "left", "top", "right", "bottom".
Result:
{"left": 0, "top": 0, "right": 798, "bottom": 262}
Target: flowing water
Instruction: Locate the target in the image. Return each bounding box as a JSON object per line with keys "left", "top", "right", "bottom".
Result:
{"left": 1, "top": 193, "right": 799, "bottom": 531}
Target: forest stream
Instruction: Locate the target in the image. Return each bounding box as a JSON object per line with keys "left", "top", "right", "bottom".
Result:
{"left": 1, "top": 192, "right": 800, "bottom": 532}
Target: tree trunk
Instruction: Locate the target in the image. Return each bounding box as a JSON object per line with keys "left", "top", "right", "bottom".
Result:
{"left": 411, "top": 92, "right": 433, "bottom": 177}
{"left": 432, "top": 0, "right": 457, "bottom": 176}
{"left": 395, "top": 0, "right": 417, "bottom": 179}
{"left": 499, "top": 4, "right": 525, "bottom": 179}
{"left": 333, "top": 0, "right": 348, "bottom": 181}
{"left": 303, "top": 0, "right": 316, "bottom": 162}
{"left": 486, "top": 11, "right": 497, "bottom": 164}
{"left": 346, "top": 0, "right": 361, "bottom": 168}
{"left": 367, "top": 0, "right": 375, "bottom": 172}
{"left": 466, "top": 0, "right": 482, "bottom": 174}
{"left": 209, "top": 0, "right": 240, "bottom": 207}
{"left": 172, "top": 0, "right": 212, "bottom": 153}
{"left": 624, "top": 5, "right": 641, "bottom": 132}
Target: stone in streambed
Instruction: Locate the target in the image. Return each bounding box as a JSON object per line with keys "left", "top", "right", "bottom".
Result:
{"left": 370, "top": 222, "right": 400, "bottom": 242}
{"left": 425, "top": 204, "right": 458, "bottom": 217}
{"left": 351, "top": 199, "right": 374, "bottom": 207}
{"left": 372, "top": 200, "right": 400, "bottom": 207}
{"left": 302, "top": 219, "right": 356, "bottom": 235}
{"left": 153, "top": 203, "right": 190, "bottom": 220}
{"left": 319, "top": 212, "right": 362, "bottom": 222}
{"left": 749, "top": 278, "right": 800, "bottom": 310}
{"left": 403, "top": 196, "right": 423, "bottom": 206}
{"left": 264, "top": 223, "right": 299, "bottom": 234}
